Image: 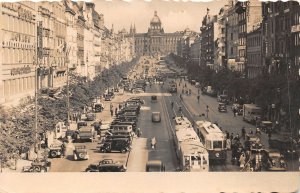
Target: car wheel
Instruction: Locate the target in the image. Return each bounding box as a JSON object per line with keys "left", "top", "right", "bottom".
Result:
{"left": 50, "top": 151, "right": 57, "bottom": 158}
{"left": 79, "top": 153, "right": 84, "bottom": 159}
{"left": 34, "top": 166, "right": 41, "bottom": 172}
{"left": 86, "top": 169, "right": 92, "bottom": 172}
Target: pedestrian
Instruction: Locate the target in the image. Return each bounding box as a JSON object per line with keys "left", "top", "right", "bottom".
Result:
{"left": 226, "top": 131, "right": 230, "bottom": 139}
{"left": 197, "top": 95, "right": 200, "bottom": 103}
{"left": 241, "top": 127, "right": 246, "bottom": 140}
{"left": 110, "top": 103, "right": 113, "bottom": 111}
{"left": 61, "top": 142, "right": 66, "bottom": 158}
{"left": 230, "top": 133, "right": 234, "bottom": 141}
{"left": 233, "top": 108, "right": 237, "bottom": 117}
{"left": 110, "top": 109, "right": 113, "bottom": 116}
{"left": 268, "top": 130, "right": 272, "bottom": 140}
{"left": 226, "top": 138, "right": 231, "bottom": 150}
{"left": 239, "top": 153, "right": 246, "bottom": 169}
{"left": 115, "top": 107, "right": 118, "bottom": 115}
{"left": 184, "top": 83, "right": 187, "bottom": 88}
{"left": 119, "top": 104, "right": 122, "bottom": 109}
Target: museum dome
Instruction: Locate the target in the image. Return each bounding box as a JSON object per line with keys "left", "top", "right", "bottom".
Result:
{"left": 150, "top": 11, "right": 161, "bottom": 24}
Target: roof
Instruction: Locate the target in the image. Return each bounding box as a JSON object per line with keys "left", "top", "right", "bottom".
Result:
{"left": 196, "top": 121, "right": 222, "bottom": 134}
{"left": 150, "top": 11, "right": 161, "bottom": 24}
{"left": 146, "top": 160, "right": 163, "bottom": 166}
{"left": 243, "top": 104, "right": 261, "bottom": 109}
{"left": 175, "top": 127, "right": 199, "bottom": 142}
{"left": 180, "top": 140, "right": 208, "bottom": 155}
{"left": 174, "top": 116, "right": 191, "bottom": 126}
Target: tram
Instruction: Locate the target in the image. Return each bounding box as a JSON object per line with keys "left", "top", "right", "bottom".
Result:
{"left": 174, "top": 118, "right": 209, "bottom": 172}
{"left": 195, "top": 121, "right": 227, "bottom": 163}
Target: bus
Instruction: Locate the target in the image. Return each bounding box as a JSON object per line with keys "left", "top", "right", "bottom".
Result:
{"left": 174, "top": 118, "right": 209, "bottom": 172}
{"left": 195, "top": 121, "right": 227, "bottom": 163}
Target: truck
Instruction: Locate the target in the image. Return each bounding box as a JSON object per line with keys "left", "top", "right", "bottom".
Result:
{"left": 77, "top": 127, "right": 95, "bottom": 142}
{"left": 243, "top": 104, "right": 262, "bottom": 125}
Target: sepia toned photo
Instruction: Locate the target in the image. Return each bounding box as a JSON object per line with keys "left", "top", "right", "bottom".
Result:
{"left": 0, "top": 0, "right": 299, "bottom": 192}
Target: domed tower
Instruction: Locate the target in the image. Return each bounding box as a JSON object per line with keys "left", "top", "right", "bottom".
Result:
{"left": 148, "top": 11, "right": 163, "bottom": 34}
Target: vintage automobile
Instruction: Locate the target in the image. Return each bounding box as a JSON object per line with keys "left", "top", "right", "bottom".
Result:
{"left": 73, "top": 145, "right": 89, "bottom": 161}
{"left": 217, "top": 95, "right": 229, "bottom": 104}
{"left": 77, "top": 121, "right": 88, "bottom": 130}
{"left": 151, "top": 95, "right": 158, "bottom": 103}
{"left": 22, "top": 159, "right": 51, "bottom": 173}
{"left": 269, "top": 134, "right": 299, "bottom": 160}
{"left": 146, "top": 160, "right": 165, "bottom": 172}
{"left": 99, "top": 138, "right": 131, "bottom": 153}
{"left": 86, "top": 113, "right": 96, "bottom": 121}
{"left": 127, "top": 97, "right": 145, "bottom": 105}
{"left": 259, "top": 121, "right": 273, "bottom": 133}
{"left": 151, "top": 112, "right": 161, "bottom": 122}
{"left": 218, "top": 103, "right": 227, "bottom": 113}
{"left": 263, "top": 150, "right": 287, "bottom": 171}
{"left": 86, "top": 159, "right": 127, "bottom": 172}
{"left": 93, "top": 103, "right": 104, "bottom": 113}
{"left": 48, "top": 144, "right": 63, "bottom": 158}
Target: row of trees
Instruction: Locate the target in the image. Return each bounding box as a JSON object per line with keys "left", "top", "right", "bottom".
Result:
{"left": 0, "top": 57, "right": 139, "bottom": 165}
{"left": 167, "top": 53, "right": 300, "bottom": 134}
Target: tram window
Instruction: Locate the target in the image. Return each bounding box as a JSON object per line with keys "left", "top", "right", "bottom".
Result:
{"left": 213, "top": 140, "right": 222, "bottom": 149}
{"left": 206, "top": 140, "right": 212, "bottom": 149}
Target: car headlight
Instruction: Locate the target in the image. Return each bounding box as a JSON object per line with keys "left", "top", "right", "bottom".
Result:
{"left": 215, "top": 153, "right": 220, "bottom": 157}
{"left": 293, "top": 150, "right": 296, "bottom": 153}
{"left": 287, "top": 150, "right": 290, "bottom": 153}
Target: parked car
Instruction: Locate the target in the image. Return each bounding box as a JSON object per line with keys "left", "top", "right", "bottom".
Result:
{"left": 73, "top": 145, "right": 89, "bottom": 161}
{"left": 99, "top": 138, "right": 131, "bottom": 153}
{"left": 263, "top": 150, "right": 287, "bottom": 171}
{"left": 77, "top": 121, "right": 88, "bottom": 130}
{"left": 86, "top": 160, "right": 127, "bottom": 172}
{"left": 152, "top": 112, "right": 161, "bottom": 122}
{"left": 22, "top": 159, "right": 51, "bottom": 173}
{"left": 218, "top": 103, "right": 227, "bottom": 113}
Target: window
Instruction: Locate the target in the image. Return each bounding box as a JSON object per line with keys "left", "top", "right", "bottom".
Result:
{"left": 213, "top": 140, "right": 223, "bottom": 149}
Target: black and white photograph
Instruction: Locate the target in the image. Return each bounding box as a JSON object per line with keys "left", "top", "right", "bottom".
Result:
{"left": 0, "top": 0, "right": 299, "bottom": 192}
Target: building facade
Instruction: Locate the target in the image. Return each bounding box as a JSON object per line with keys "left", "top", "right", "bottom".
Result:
{"left": 246, "top": 24, "right": 262, "bottom": 78}
{"left": 262, "top": 1, "right": 300, "bottom": 78}
{"left": 226, "top": 0, "right": 239, "bottom": 71}
{"left": 133, "top": 11, "right": 182, "bottom": 57}
{"left": 0, "top": 2, "right": 37, "bottom": 104}
{"left": 200, "top": 9, "right": 218, "bottom": 68}
{"left": 190, "top": 36, "right": 202, "bottom": 66}
{"left": 235, "top": 0, "right": 262, "bottom": 74}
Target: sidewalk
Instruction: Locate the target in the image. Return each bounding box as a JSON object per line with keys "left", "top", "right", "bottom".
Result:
{"left": 126, "top": 137, "right": 148, "bottom": 172}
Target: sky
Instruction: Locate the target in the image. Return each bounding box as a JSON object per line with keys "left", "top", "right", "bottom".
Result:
{"left": 94, "top": 0, "right": 227, "bottom": 33}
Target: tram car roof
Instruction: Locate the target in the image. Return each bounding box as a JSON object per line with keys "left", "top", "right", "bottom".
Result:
{"left": 175, "top": 127, "right": 200, "bottom": 142}
{"left": 180, "top": 141, "right": 208, "bottom": 155}
{"left": 174, "top": 116, "right": 191, "bottom": 126}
